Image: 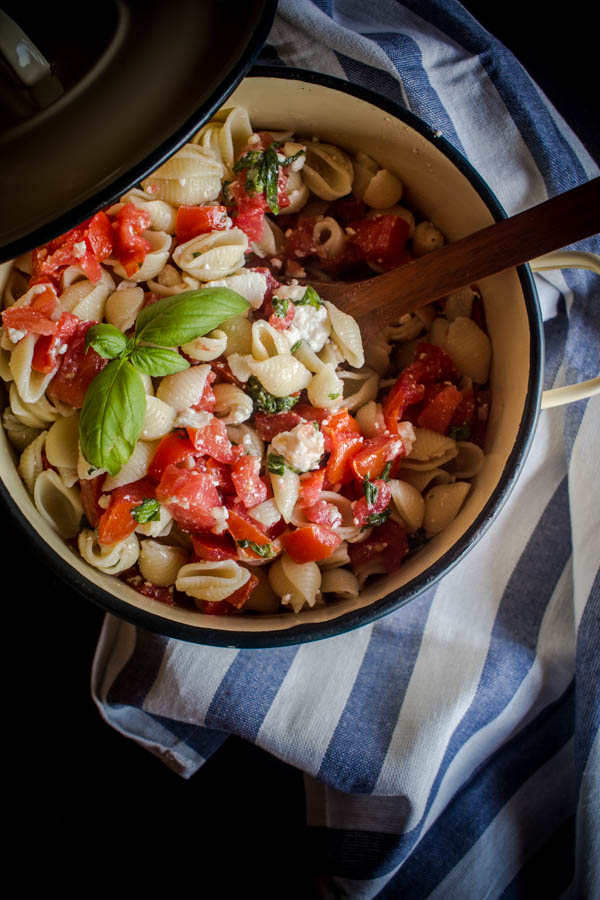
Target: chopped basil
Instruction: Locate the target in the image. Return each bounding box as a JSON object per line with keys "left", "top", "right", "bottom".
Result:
{"left": 232, "top": 144, "right": 304, "bottom": 216}
{"left": 267, "top": 453, "right": 289, "bottom": 476}
{"left": 381, "top": 462, "right": 392, "bottom": 482}
{"left": 131, "top": 498, "right": 161, "bottom": 524}
{"left": 363, "top": 476, "right": 379, "bottom": 507}
{"left": 448, "top": 422, "right": 471, "bottom": 441}
{"left": 237, "top": 539, "right": 274, "bottom": 558}
{"left": 293, "top": 285, "right": 323, "bottom": 309}
{"left": 290, "top": 338, "right": 302, "bottom": 353}
{"left": 328, "top": 392, "right": 340, "bottom": 400}
{"left": 281, "top": 148, "right": 306, "bottom": 167}
{"left": 246, "top": 376, "right": 299, "bottom": 414}
{"left": 365, "top": 509, "right": 391, "bottom": 528}
{"left": 272, "top": 296, "right": 289, "bottom": 318}
{"left": 192, "top": 252, "right": 201, "bottom": 258}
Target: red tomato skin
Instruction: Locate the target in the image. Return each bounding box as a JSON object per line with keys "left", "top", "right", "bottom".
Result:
{"left": 110, "top": 203, "right": 152, "bottom": 277}
{"left": 175, "top": 205, "right": 229, "bottom": 244}
{"left": 191, "top": 369, "right": 216, "bottom": 413}
{"left": 280, "top": 524, "right": 342, "bottom": 563}
{"left": 351, "top": 480, "right": 392, "bottom": 528}
{"left": 120, "top": 569, "right": 177, "bottom": 606}
{"left": 304, "top": 500, "right": 342, "bottom": 528}
{"left": 224, "top": 572, "right": 259, "bottom": 609}
{"left": 31, "top": 312, "right": 79, "bottom": 374}
{"left": 200, "top": 599, "right": 240, "bottom": 616}
{"left": 47, "top": 321, "right": 107, "bottom": 408}
{"left": 347, "top": 215, "right": 410, "bottom": 268}
{"left": 186, "top": 417, "right": 233, "bottom": 464}
{"left": 350, "top": 436, "right": 406, "bottom": 481}
{"left": 156, "top": 465, "right": 221, "bottom": 532}
{"left": 327, "top": 197, "right": 368, "bottom": 224}
{"left": 231, "top": 455, "right": 268, "bottom": 509}
{"left": 326, "top": 433, "right": 363, "bottom": 485}
{"left": 97, "top": 477, "right": 156, "bottom": 546}
{"left": 348, "top": 519, "right": 409, "bottom": 573}
{"left": 1, "top": 306, "right": 58, "bottom": 336}
{"left": 191, "top": 532, "right": 238, "bottom": 561}
{"left": 268, "top": 301, "right": 295, "bottom": 331}
{"left": 417, "top": 384, "right": 462, "bottom": 434}
{"left": 148, "top": 431, "right": 197, "bottom": 482}
{"left": 254, "top": 411, "right": 303, "bottom": 442}
{"left": 298, "top": 468, "right": 326, "bottom": 508}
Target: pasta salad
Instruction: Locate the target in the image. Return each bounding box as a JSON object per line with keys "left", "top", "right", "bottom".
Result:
{"left": 0, "top": 105, "right": 492, "bottom": 616}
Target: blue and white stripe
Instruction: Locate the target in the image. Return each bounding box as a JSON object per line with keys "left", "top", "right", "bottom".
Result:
{"left": 92, "top": 2, "right": 599, "bottom": 896}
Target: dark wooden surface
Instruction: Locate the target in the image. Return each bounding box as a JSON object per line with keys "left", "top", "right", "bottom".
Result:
{"left": 5, "top": 4, "right": 594, "bottom": 891}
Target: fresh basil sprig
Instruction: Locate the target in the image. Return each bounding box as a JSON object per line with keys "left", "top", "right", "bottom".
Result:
{"left": 363, "top": 476, "right": 379, "bottom": 507}
{"left": 237, "top": 539, "right": 274, "bottom": 558}
{"left": 131, "top": 498, "right": 161, "bottom": 523}
{"left": 232, "top": 144, "right": 304, "bottom": 215}
{"left": 293, "top": 285, "right": 323, "bottom": 309}
{"left": 79, "top": 288, "right": 249, "bottom": 475}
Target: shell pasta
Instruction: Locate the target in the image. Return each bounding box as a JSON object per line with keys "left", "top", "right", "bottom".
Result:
{"left": 1, "top": 103, "right": 492, "bottom": 616}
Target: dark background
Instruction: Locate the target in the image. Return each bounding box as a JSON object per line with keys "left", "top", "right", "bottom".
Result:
{"left": 5, "top": 3, "right": 595, "bottom": 894}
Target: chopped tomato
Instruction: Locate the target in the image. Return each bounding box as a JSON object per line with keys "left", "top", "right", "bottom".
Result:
{"left": 298, "top": 468, "right": 326, "bottom": 507}
{"left": 417, "top": 384, "right": 462, "bottom": 434}
{"left": 321, "top": 408, "right": 361, "bottom": 454}
{"left": 32, "top": 212, "right": 113, "bottom": 284}
{"left": 197, "top": 456, "right": 236, "bottom": 495}
{"left": 191, "top": 369, "right": 216, "bottom": 412}
{"left": 176, "top": 205, "right": 229, "bottom": 245}
{"left": 351, "top": 479, "right": 392, "bottom": 528}
{"left": 120, "top": 569, "right": 178, "bottom": 606}
{"left": 187, "top": 416, "right": 233, "bottom": 464}
{"left": 231, "top": 455, "right": 268, "bottom": 508}
{"left": 1, "top": 306, "right": 58, "bottom": 336}
{"left": 31, "top": 312, "right": 79, "bottom": 374}
{"left": 80, "top": 475, "right": 105, "bottom": 528}
{"left": 408, "top": 342, "right": 459, "bottom": 385}
{"left": 326, "top": 432, "right": 363, "bottom": 485}
{"left": 451, "top": 382, "right": 475, "bottom": 429}
{"left": 350, "top": 435, "right": 406, "bottom": 481}
{"left": 97, "top": 477, "right": 157, "bottom": 546}
{"left": 383, "top": 370, "right": 425, "bottom": 434}
{"left": 347, "top": 215, "right": 410, "bottom": 269}
{"left": 327, "top": 197, "right": 368, "bottom": 224}
{"left": 232, "top": 196, "right": 265, "bottom": 245}
{"left": 148, "top": 431, "right": 196, "bottom": 482}
{"left": 280, "top": 524, "right": 342, "bottom": 563}
{"left": 283, "top": 217, "right": 318, "bottom": 259}
{"left": 156, "top": 464, "right": 221, "bottom": 532}
{"left": 210, "top": 358, "right": 243, "bottom": 387}
{"left": 254, "top": 411, "right": 303, "bottom": 442}
{"left": 348, "top": 519, "right": 409, "bottom": 573}
{"left": 200, "top": 599, "right": 240, "bottom": 616}
{"left": 110, "top": 203, "right": 152, "bottom": 277}
{"left": 294, "top": 403, "right": 328, "bottom": 426}
{"left": 191, "top": 531, "right": 238, "bottom": 561}
{"left": 253, "top": 267, "right": 280, "bottom": 305}
{"left": 224, "top": 572, "right": 259, "bottom": 609}
{"left": 226, "top": 506, "right": 275, "bottom": 560}
{"left": 304, "top": 500, "right": 342, "bottom": 528}
{"left": 268, "top": 298, "right": 295, "bottom": 331}
{"left": 47, "top": 321, "right": 107, "bottom": 408}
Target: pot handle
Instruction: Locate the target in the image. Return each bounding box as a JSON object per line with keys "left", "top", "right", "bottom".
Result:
{"left": 529, "top": 252, "right": 600, "bottom": 409}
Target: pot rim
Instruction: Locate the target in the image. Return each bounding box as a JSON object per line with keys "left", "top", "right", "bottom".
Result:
{"left": 0, "top": 66, "right": 544, "bottom": 647}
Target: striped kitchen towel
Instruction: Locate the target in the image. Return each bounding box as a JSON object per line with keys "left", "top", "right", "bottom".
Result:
{"left": 91, "top": 2, "right": 599, "bottom": 897}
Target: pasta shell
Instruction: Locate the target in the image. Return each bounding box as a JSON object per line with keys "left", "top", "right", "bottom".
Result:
{"left": 104, "top": 286, "right": 145, "bottom": 333}
{"left": 156, "top": 364, "right": 212, "bottom": 411}
{"left": 423, "top": 482, "right": 471, "bottom": 537}
{"left": 307, "top": 364, "right": 344, "bottom": 410}
{"left": 141, "top": 143, "right": 224, "bottom": 205}
{"left": 389, "top": 479, "right": 425, "bottom": 533}
{"left": 302, "top": 142, "right": 354, "bottom": 201}
{"left": 138, "top": 540, "right": 187, "bottom": 586}
{"left": 102, "top": 440, "right": 159, "bottom": 491}
{"left": 78, "top": 529, "right": 139, "bottom": 573}
{"left": 320, "top": 568, "right": 360, "bottom": 599}
{"left": 268, "top": 553, "right": 321, "bottom": 613}
{"left": 45, "top": 413, "right": 81, "bottom": 470}
{"left": 173, "top": 229, "right": 248, "bottom": 281}
{"left": 176, "top": 559, "right": 250, "bottom": 604}
{"left": 34, "top": 469, "right": 83, "bottom": 539}
{"left": 140, "top": 396, "right": 177, "bottom": 441}
{"left": 324, "top": 301, "right": 364, "bottom": 368}
{"left": 445, "top": 316, "right": 492, "bottom": 384}
{"left": 18, "top": 430, "right": 47, "bottom": 494}
{"left": 213, "top": 383, "right": 253, "bottom": 425}
{"left": 248, "top": 355, "right": 312, "bottom": 397}
{"left": 181, "top": 329, "right": 228, "bottom": 362}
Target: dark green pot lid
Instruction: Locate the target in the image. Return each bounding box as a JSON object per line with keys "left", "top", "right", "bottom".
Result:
{"left": 0, "top": 0, "right": 277, "bottom": 262}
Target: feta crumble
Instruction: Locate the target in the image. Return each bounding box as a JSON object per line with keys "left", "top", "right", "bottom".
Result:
{"left": 271, "top": 423, "right": 325, "bottom": 472}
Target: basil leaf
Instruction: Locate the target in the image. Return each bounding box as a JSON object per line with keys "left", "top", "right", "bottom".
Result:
{"left": 131, "top": 498, "right": 161, "bottom": 524}
{"left": 129, "top": 345, "right": 190, "bottom": 376}
{"left": 85, "top": 324, "right": 128, "bottom": 360}
{"left": 365, "top": 509, "right": 391, "bottom": 528}
{"left": 246, "top": 376, "right": 299, "bottom": 414}
{"left": 237, "top": 539, "right": 274, "bottom": 558}
{"left": 79, "top": 358, "right": 146, "bottom": 477}
{"left": 264, "top": 144, "right": 280, "bottom": 215}
{"left": 294, "top": 285, "right": 323, "bottom": 309}
{"left": 282, "top": 148, "right": 305, "bottom": 167}
{"left": 267, "top": 453, "right": 289, "bottom": 477}
{"left": 233, "top": 150, "right": 264, "bottom": 173}
{"left": 272, "top": 296, "right": 289, "bottom": 318}
{"left": 363, "top": 477, "right": 379, "bottom": 506}
{"left": 290, "top": 338, "right": 302, "bottom": 353}
{"left": 134, "top": 288, "right": 249, "bottom": 348}
{"left": 381, "top": 461, "right": 392, "bottom": 482}
{"left": 328, "top": 392, "right": 340, "bottom": 400}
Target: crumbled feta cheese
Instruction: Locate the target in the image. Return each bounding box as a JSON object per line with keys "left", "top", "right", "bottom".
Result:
{"left": 7, "top": 328, "right": 26, "bottom": 344}
{"left": 210, "top": 506, "right": 229, "bottom": 534}
{"left": 72, "top": 241, "right": 87, "bottom": 258}
{"left": 285, "top": 303, "right": 330, "bottom": 352}
{"left": 397, "top": 421, "right": 416, "bottom": 456}
{"left": 271, "top": 423, "right": 325, "bottom": 472}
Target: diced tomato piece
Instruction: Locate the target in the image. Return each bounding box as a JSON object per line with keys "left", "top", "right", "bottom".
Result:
{"left": 80, "top": 475, "right": 105, "bottom": 528}
{"left": 191, "top": 369, "right": 216, "bottom": 412}
{"left": 187, "top": 416, "right": 233, "bottom": 464}
{"left": 30, "top": 285, "right": 59, "bottom": 315}
{"left": 284, "top": 218, "right": 318, "bottom": 259}
{"left": 347, "top": 215, "right": 410, "bottom": 269}
{"left": 224, "top": 572, "right": 259, "bottom": 609}
{"left": 298, "top": 467, "right": 326, "bottom": 508}
{"left": 148, "top": 431, "right": 197, "bottom": 482}
{"left": 86, "top": 211, "right": 114, "bottom": 260}
{"left": 120, "top": 568, "right": 178, "bottom": 606}
{"left": 191, "top": 531, "right": 238, "bottom": 561}
{"left": 1, "top": 306, "right": 58, "bottom": 336}
{"left": 351, "top": 480, "right": 392, "bottom": 528}
{"left": 407, "top": 341, "right": 459, "bottom": 385}
{"left": 327, "top": 197, "right": 368, "bottom": 224}
{"left": 231, "top": 455, "right": 268, "bottom": 509}
{"left": 350, "top": 435, "right": 406, "bottom": 481}
{"left": 321, "top": 408, "right": 360, "bottom": 454}
{"left": 31, "top": 312, "right": 79, "bottom": 374}
{"left": 326, "top": 432, "right": 364, "bottom": 485}
{"left": 268, "top": 299, "right": 295, "bottom": 331}
{"left": 48, "top": 321, "right": 107, "bottom": 408}
{"left": 232, "top": 196, "right": 265, "bottom": 245}
{"left": 32, "top": 213, "right": 113, "bottom": 285}
{"left": 197, "top": 456, "right": 236, "bottom": 495}
{"left": 254, "top": 411, "right": 303, "bottom": 442}
{"left": 294, "top": 403, "right": 328, "bottom": 426}
{"left": 210, "top": 358, "right": 243, "bottom": 387}
{"left": 417, "top": 384, "right": 462, "bottom": 434}
{"left": 382, "top": 370, "right": 425, "bottom": 434}
{"left": 304, "top": 500, "right": 342, "bottom": 528}
{"left": 97, "top": 477, "right": 156, "bottom": 546}
{"left": 226, "top": 506, "right": 275, "bottom": 560}
{"left": 176, "top": 205, "right": 230, "bottom": 245}
{"left": 451, "top": 382, "right": 475, "bottom": 429}
{"left": 156, "top": 464, "right": 221, "bottom": 532}
{"left": 200, "top": 599, "right": 240, "bottom": 616}
{"left": 280, "top": 524, "right": 342, "bottom": 563}
{"left": 110, "top": 202, "right": 152, "bottom": 277}
{"left": 348, "top": 519, "right": 409, "bottom": 573}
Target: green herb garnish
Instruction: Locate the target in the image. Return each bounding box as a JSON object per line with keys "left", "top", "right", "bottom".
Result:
{"left": 328, "top": 392, "right": 340, "bottom": 400}
{"left": 233, "top": 144, "right": 304, "bottom": 215}
{"left": 381, "top": 462, "right": 392, "bottom": 482}
{"left": 267, "top": 453, "right": 289, "bottom": 477}
{"left": 448, "top": 422, "right": 471, "bottom": 441}
{"left": 131, "top": 498, "right": 161, "bottom": 524}
{"left": 364, "top": 509, "right": 391, "bottom": 528}
{"left": 293, "top": 285, "right": 323, "bottom": 309}
{"left": 363, "top": 476, "right": 379, "bottom": 507}
{"left": 290, "top": 338, "right": 302, "bottom": 353}
{"left": 80, "top": 288, "right": 249, "bottom": 475}
{"left": 272, "top": 296, "right": 289, "bottom": 318}
{"left": 237, "top": 539, "right": 274, "bottom": 558}
{"left": 246, "top": 376, "right": 299, "bottom": 414}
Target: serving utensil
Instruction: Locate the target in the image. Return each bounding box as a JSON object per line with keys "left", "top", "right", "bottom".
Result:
{"left": 306, "top": 177, "right": 600, "bottom": 343}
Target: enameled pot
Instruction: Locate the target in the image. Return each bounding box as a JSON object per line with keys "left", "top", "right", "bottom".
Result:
{"left": 1, "top": 69, "right": 588, "bottom": 647}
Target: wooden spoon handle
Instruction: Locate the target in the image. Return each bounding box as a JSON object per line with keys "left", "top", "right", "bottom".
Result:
{"left": 315, "top": 177, "right": 600, "bottom": 340}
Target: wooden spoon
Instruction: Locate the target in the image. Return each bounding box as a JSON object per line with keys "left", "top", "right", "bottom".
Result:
{"left": 300, "top": 177, "right": 600, "bottom": 343}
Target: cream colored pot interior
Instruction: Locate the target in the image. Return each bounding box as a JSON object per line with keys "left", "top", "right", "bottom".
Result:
{"left": 0, "top": 76, "right": 534, "bottom": 637}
